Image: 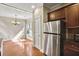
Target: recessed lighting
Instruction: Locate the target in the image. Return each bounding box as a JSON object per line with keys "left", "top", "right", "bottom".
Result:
{"left": 32, "top": 5, "right": 35, "bottom": 9}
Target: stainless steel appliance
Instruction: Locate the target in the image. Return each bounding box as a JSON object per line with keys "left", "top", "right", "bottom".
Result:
{"left": 43, "top": 20, "right": 66, "bottom": 56}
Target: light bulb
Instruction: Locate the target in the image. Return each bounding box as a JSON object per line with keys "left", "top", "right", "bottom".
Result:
{"left": 32, "top": 5, "right": 35, "bottom": 9}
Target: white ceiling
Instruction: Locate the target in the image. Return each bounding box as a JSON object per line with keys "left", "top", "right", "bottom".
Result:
{"left": 44, "top": 3, "right": 61, "bottom": 9}
{"left": 0, "top": 3, "right": 43, "bottom": 19}
{"left": 5, "top": 3, "right": 43, "bottom": 12}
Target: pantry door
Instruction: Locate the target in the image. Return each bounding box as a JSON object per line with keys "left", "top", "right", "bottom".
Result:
{"left": 34, "top": 18, "right": 42, "bottom": 50}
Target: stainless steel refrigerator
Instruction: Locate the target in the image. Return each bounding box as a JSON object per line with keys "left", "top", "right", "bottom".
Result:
{"left": 43, "top": 20, "right": 66, "bottom": 56}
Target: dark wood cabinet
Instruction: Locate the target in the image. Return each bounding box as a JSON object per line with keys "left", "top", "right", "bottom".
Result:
{"left": 48, "top": 12, "right": 56, "bottom": 20}
{"left": 65, "top": 4, "right": 79, "bottom": 40}
{"left": 65, "top": 4, "right": 79, "bottom": 28}
{"left": 48, "top": 8, "right": 65, "bottom": 21}
{"left": 55, "top": 8, "right": 65, "bottom": 20}
{"left": 48, "top": 4, "right": 79, "bottom": 27}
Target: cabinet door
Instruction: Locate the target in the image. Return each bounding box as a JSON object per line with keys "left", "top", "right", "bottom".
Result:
{"left": 55, "top": 8, "right": 65, "bottom": 19}
{"left": 78, "top": 4, "right": 79, "bottom": 26}
{"left": 48, "top": 8, "right": 65, "bottom": 21}
{"left": 48, "top": 12, "right": 56, "bottom": 21}
{"left": 65, "top": 4, "right": 79, "bottom": 28}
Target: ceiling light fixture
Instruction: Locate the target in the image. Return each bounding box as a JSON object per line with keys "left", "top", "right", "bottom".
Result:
{"left": 11, "top": 15, "right": 21, "bottom": 25}
{"left": 32, "top": 5, "right": 35, "bottom": 9}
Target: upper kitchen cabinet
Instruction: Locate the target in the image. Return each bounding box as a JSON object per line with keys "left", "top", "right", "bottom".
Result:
{"left": 65, "top": 4, "right": 79, "bottom": 28}
{"left": 48, "top": 11, "right": 56, "bottom": 21}
{"left": 55, "top": 8, "right": 65, "bottom": 20}
{"left": 48, "top": 8, "right": 65, "bottom": 21}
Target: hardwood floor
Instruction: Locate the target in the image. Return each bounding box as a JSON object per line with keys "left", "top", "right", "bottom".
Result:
{"left": 32, "top": 47, "right": 44, "bottom": 56}
{"left": 64, "top": 41, "right": 79, "bottom": 56}
{"left": 0, "top": 40, "right": 44, "bottom": 56}
{"left": 0, "top": 47, "right": 44, "bottom": 56}
{"left": 1, "top": 39, "right": 79, "bottom": 56}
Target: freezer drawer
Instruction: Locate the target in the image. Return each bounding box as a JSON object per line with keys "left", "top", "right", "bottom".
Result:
{"left": 44, "top": 34, "right": 60, "bottom": 56}
{"left": 51, "top": 35, "right": 60, "bottom": 56}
